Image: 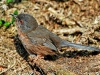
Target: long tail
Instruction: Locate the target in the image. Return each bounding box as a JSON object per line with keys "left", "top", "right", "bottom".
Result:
{"left": 60, "top": 40, "right": 100, "bottom": 52}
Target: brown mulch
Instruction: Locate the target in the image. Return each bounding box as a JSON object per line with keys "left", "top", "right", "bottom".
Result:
{"left": 0, "top": 0, "right": 100, "bottom": 75}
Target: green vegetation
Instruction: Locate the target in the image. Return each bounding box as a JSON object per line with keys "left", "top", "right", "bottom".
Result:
{"left": 6, "top": 0, "right": 14, "bottom": 4}
{"left": 0, "top": 20, "right": 3, "bottom": 26}
{"left": 0, "top": 10, "right": 18, "bottom": 28}
{"left": 4, "top": 22, "right": 11, "bottom": 27}
{"left": 0, "top": 19, "right": 5, "bottom": 27}
{"left": 11, "top": 10, "right": 18, "bottom": 24}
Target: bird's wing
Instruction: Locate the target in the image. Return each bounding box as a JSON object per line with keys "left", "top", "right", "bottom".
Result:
{"left": 29, "top": 36, "right": 57, "bottom": 51}
{"left": 43, "top": 41, "right": 57, "bottom": 51}
{"left": 27, "top": 29, "right": 57, "bottom": 51}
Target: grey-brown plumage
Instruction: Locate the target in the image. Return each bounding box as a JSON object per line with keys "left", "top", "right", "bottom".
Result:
{"left": 12, "top": 13, "right": 100, "bottom": 57}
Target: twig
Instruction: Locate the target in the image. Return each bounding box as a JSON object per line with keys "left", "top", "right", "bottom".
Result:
{"left": 0, "top": 59, "right": 16, "bottom": 75}
{"left": 48, "top": 7, "right": 76, "bottom": 26}
{"left": 53, "top": 27, "right": 85, "bottom": 34}
{"left": 28, "top": 62, "right": 46, "bottom": 75}
{"left": 35, "top": 0, "right": 53, "bottom": 6}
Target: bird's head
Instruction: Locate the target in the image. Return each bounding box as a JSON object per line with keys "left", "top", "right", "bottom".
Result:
{"left": 10, "top": 13, "right": 38, "bottom": 33}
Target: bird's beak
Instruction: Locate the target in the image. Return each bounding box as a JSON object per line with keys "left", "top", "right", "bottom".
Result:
{"left": 10, "top": 14, "right": 17, "bottom": 19}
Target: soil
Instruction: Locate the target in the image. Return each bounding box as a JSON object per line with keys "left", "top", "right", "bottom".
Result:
{"left": 0, "top": 0, "right": 100, "bottom": 75}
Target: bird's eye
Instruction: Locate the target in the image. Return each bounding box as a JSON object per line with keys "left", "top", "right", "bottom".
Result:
{"left": 19, "top": 20, "right": 23, "bottom": 24}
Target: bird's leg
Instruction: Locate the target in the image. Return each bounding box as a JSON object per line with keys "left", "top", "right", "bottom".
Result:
{"left": 28, "top": 54, "right": 44, "bottom": 63}
{"left": 33, "top": 55, "right": 44, "bottom": 62}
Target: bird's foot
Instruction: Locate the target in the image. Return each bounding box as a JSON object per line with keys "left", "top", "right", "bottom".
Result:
{"left": 28, "top": 54, "right": 44, "bottom": 63}
{"left": 33, "top": 55, "right": 44, "bottom": 62}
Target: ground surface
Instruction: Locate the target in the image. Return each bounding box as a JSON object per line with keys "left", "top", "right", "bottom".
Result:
{"left": 0, "top": 0, "right": 100, "bottom": 75}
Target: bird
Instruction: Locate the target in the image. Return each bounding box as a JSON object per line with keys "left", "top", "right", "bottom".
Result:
{"left": 11, "top": 13, "right": 100, "bottom": 60}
